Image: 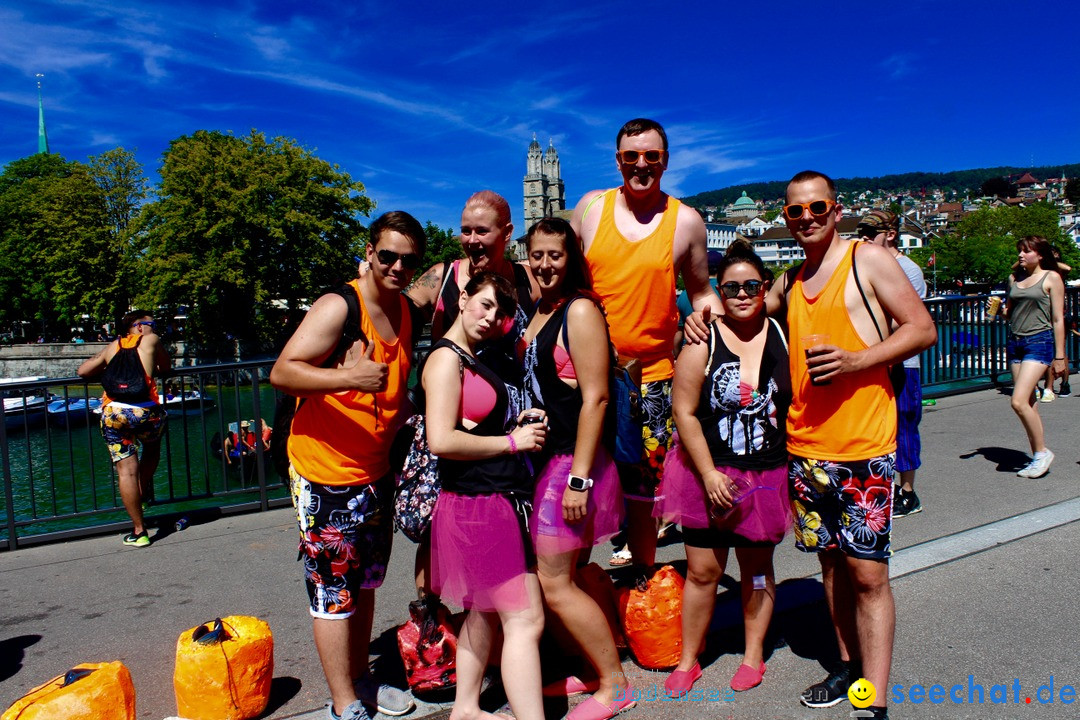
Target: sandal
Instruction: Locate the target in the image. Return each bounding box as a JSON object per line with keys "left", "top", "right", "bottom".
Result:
{"left": 608, "top": 547, "right": 633, "bottom": 567}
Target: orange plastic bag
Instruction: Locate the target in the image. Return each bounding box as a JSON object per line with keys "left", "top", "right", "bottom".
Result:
{"left": 616, "top": 564, "right": 684, "bottom": 669}
{"left": 2, "top": 661, "right": 135, "bottom": 720}
{"left": 577, "top": 562, "right": 627, "bottom": 650}
{"left": 174, "top": 615, "right": 274, "bottom": 720}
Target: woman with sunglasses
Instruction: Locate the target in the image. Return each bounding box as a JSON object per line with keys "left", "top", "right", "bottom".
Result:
{"left": 998, "top": 236, "right": 1067, "bottom": 478}
{"left": 656, "top": 240, "right": 791, "bottom": 695}
{"left": 425, "top": 271, "right": 548, "bottom": 720}
{"left": 519, "top": 218, "right": 634, "bottom": 719}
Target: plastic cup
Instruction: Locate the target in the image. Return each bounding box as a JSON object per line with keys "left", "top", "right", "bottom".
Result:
{"left": 986, "top": 296, "right": 1003, "bottom": 317}
{"left": 802, "top": 334, "right": 831, "bottom": 386}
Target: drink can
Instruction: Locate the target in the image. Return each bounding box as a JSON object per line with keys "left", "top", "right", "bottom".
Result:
{"left": 175, "top": 517, "right": 189, "bottom": 531}
{"left": 987, "top": 296, "right": 1003, "bottom": 317}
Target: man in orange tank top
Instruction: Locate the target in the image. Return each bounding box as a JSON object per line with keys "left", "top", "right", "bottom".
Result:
{"left": 766, "top": 171, "right": 936, "bottom": 720}
{"left": 271, "top": 211, "right": 426, "bottom": 720}
{"left": 78, "top": 310, "right": 170, "bottom": 548}
{"left": 571, "top": 118, "right": 721, "bottom": 570}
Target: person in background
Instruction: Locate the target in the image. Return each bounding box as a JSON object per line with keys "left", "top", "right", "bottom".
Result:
{"left": 78, "top": 311, "right": 171, "bottom": 548}
{"left": 271, "top": 211, "right": 426, "bottom": 720}
{"left": 658, "top": 241, "right": 790, "bottom": 696}
{"left": 998, "top": 236, "right": 1067, "bottom": 479}
{"left": 857, "top": 210, "right": 926, "bottom": 518}
{"left": 424, "top": 272, "right": 548, "bottom": 720}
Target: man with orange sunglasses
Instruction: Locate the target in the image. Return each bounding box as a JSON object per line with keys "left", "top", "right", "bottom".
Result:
{"left": 766, "top": 171, "right": 936, "bottom": 720}
{"left": 571, "top": 118, "right": 721, "bottom": 572}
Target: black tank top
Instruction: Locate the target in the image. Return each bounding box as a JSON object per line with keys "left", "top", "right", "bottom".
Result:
{"left": 521, "top": 297, "right": 596, "bottom": 456}
{"left": 698, "top": 319, "right": 790, "bottom": 470}
{"left": 436, "top": 261, "right": 536, "bottom": 393}
{"left": 433, "top": 339, "right": 533, "bottom": 496}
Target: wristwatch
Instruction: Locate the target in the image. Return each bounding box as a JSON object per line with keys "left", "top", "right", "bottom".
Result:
{"left": 567, "top": 475, "right": 594, "bottom": 491}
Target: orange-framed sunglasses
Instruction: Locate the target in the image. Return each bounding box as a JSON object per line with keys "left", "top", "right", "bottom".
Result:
{"left": 617, "top": 149, "right": 666, "bottom": 165}
{"left": 783, "top": 199, "right": 836, "bottom": 220}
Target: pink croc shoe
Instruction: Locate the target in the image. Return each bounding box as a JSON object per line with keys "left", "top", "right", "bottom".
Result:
{"left": 730, "top": 661, "right": 767, "bottom": 692}
{"left": 566, "top": 686, "right": 637, "bottom": 720}
{"left": 664, "top": 663, "right": 702, "bottom": 696}
{"left": 543, "top": 675, "right": 600, "bottom": 697}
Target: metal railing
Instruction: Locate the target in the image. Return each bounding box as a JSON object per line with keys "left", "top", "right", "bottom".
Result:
{"left": 1, "top": 361, "right": 281, "bottom": 550}
{"left": 2, "top": 290, "right": 1077, "bottom": 550}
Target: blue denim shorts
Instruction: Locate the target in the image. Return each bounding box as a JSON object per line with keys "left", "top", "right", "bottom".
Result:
{"left": 1008, "top": 329, "right": 1054, "bottom": 366}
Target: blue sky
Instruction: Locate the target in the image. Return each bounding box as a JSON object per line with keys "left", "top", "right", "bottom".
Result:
{"left": 1, "top": 0, "right": 1077, "bottom": 233}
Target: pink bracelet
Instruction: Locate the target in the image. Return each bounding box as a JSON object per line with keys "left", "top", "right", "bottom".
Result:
{"left": 507, "top": 434, "right": 518, "bottom": 454}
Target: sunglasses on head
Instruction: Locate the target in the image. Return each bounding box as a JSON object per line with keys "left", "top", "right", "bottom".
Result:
{"left": 375, "top": 248, "right": 422, "bottom": 270}
{"left": 783, "top": 199, "right": 836, "bottom": 220}
{"left": 857, "top": 225, "right": 883, "bottom": 239}
{"left": 719, "top": 280, "right": 764, "bottom": 298}
{"left": 617, "top": 149, "right": 665, "bottom": 165}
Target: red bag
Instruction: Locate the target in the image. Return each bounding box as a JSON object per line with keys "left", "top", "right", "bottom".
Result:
{"left": 396, "top": 597, "right": 459, "bottom": 694}
{"left": 577, "top": 562, "right": 626, "bottom": 650}
{"left": 616, "top": 565, "right": 684, "bottom": 669}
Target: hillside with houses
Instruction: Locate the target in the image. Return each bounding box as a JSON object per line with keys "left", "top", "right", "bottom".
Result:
{"left": 684, "top": 169, "right": 1080, "bottom": 280}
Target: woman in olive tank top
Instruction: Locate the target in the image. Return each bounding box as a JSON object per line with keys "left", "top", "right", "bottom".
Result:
{"left": 999, "top": 236, "right": 1067, "bottom": 478}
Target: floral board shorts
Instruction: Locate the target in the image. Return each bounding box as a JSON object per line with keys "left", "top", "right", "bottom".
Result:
{"left": 789, "top": 453, "right": 895, "bottom": 560}
{"left": 619, "top": 378, "right": 674, "bottom": 502}
{"left": 99, "top": 403, "right": 167, "bottom": 463}
{"left": 290, "top": 467, "right": 394, "bottom": 619}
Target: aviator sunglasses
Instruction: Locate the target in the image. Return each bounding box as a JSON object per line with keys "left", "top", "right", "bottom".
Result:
{"left": 719, "top": 280, "right": 764, "bottom": 298}
{"left": 617, "top": 149, "right": 666, "bottom": 165}
{"left": 375, "top": 248, "right": 422, "bottom": 270}
{"left": 783, "top": 199, "right": 836, "bottom": 220}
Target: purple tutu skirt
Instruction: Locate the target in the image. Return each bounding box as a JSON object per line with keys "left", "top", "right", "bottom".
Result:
{"left": 654, "top": 433, "right": 790, "bottom": 545}
{"left": 431, "top": 491, "right": 530, "bottom": 612}
{"left": 531, "top": 449, "right": 624, "bottom": 556}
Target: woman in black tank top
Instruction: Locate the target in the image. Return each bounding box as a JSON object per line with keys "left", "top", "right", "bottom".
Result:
{"left": 657, "top": 241, "right": 791, "bottom": 696}
{"left": 520, "top": 218, "right": 636, "bottom": 712}
{"left": 424, "top": 272, "right": 549, "bottom": 720}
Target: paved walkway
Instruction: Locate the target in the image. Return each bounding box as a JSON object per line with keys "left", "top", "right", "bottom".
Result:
{"left": 2, "top": 385, "right": 1079, "bottom": 719}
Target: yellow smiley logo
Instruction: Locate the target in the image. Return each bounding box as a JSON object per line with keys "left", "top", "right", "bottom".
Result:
{"left": 848, "top": 678, "right": 876, "bottom": 708}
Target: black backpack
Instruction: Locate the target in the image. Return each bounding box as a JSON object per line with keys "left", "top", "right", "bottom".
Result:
{"left": 101, "top": 336, "right": 151, "bottom": 403}
{"left": 271, "top": 286, "right": 364, "bottom": 480}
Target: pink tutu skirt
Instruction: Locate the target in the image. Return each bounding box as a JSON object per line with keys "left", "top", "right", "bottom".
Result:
{"left": 654, "top": 433, "right": 790, "bottom": 545}
{"left": 431, "top": 491, "right": 530, "bottom": 612}
{"left": 531, "top": 449, "right": 624, "bottom": 556}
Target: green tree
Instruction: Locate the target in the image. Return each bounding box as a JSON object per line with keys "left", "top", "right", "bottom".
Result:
{"left": 420, "top": 221, "right": 463, "bottom": 269}
{"left": 1065, "top": 178, "right": 1080, "bottom": 206}
{"left": 0, "top": 153, "right": 116, "bottom": 336}
{"left": 136, "top": 130, "right": 374, "bottom": 356}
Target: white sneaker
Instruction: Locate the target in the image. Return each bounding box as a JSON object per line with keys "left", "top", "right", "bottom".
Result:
{"left": 1018, "top": 450, "right": 1054, "bottom": 478}
{"left": 1040, "top": 389, "right": 1055, "bottom": 403}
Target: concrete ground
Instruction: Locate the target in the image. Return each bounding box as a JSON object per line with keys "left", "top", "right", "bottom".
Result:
{"left": 1, "top": 384, "right": 1078, "bottom": 719}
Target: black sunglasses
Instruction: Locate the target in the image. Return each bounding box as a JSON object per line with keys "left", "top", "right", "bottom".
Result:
{"left": 719, "top": 280, "right": 764, "bottom": 298}
{"left": 857, "top": 226, "right": 883, "bottom": 239}
{"left": 375, "top": 249, "right": 422, "bottom": 270}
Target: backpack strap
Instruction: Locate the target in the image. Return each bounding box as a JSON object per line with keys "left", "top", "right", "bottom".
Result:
{"left": 768, "top": 317, "right": 789, "bottom": 352}
{"left": 851, "top": 242, "right": 886, "bottom": 343}
{"left": 705, "top": 321, "right": 717, "bottom": 377}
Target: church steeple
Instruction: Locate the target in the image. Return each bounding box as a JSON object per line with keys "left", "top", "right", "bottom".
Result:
{"left": 523, "top": 134, "right": 566, "bottom": 231}
{"left": 36, "top": 74, "right": 49, "bottom": 155}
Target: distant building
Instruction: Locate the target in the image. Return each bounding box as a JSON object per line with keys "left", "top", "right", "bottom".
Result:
{"left": 523, "top": 135, "right": 565, "bottom": 231}
{"left": 725, "top": 191, "right": 760, "bottom": 219}
{"left": 705, "top": 222, "right": 741, "bottom": 252}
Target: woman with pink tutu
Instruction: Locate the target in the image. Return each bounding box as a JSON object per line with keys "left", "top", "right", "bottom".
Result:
{"left": 656, "top": 240, "right": 791, "bottom": 695}
{"left": 520, "top": 218, "right": 634, "bottom": 720}
{"left": 425, "top": 272, "right": 549, "bottom": 720}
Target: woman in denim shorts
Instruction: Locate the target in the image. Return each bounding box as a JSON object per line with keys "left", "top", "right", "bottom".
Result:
{"left": 1001, "top": 236, "right": 1067, "bottom": 478}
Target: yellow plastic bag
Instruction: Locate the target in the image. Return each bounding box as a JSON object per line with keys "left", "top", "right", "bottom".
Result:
{"left": 174, "top": 615, "right": 274, "bottom": 720}
{"left": 616, "top": 565, "right": 684, "bottom": 669}
{"left": 2, "top": 661, "right": 135, "bottom": 720}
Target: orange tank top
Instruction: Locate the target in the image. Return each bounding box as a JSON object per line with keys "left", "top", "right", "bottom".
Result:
{"left": 288, "top": 282, "right": 412, "bottom": 486}
{"left": 586, "top": 188, "right": 679, "bottom": 382}
{"left": 786, "top": 242, "right": 896, "bottom": 460}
